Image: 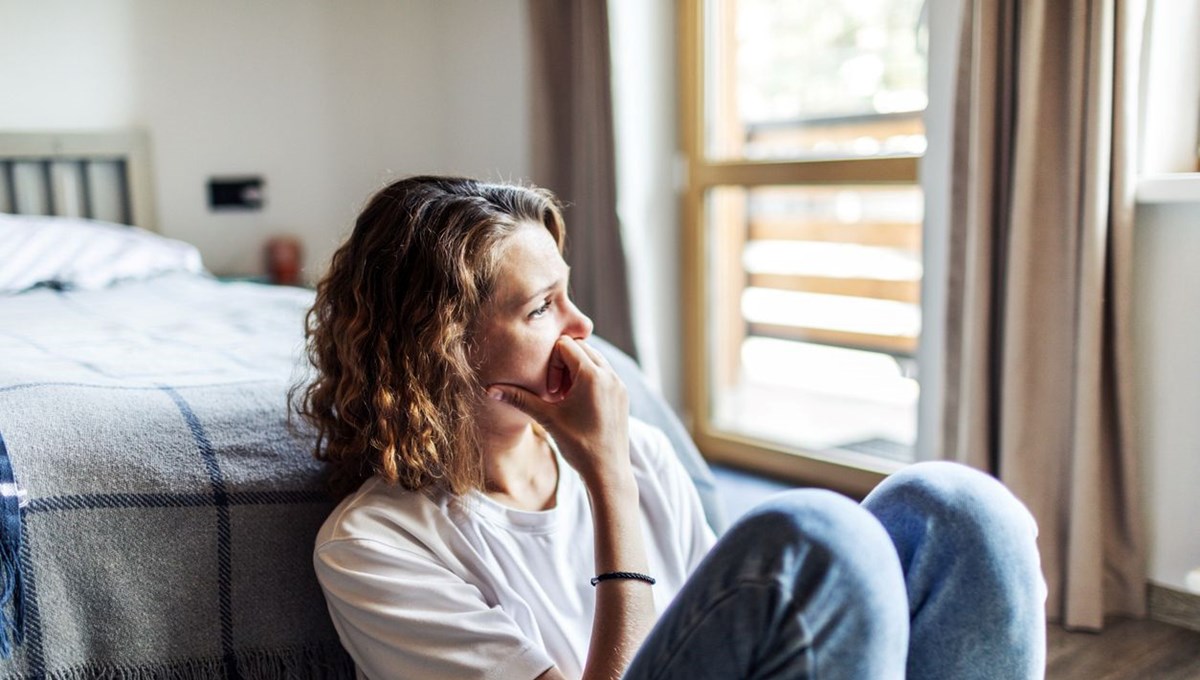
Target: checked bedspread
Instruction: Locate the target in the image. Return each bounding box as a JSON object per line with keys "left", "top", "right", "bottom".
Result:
{"left": 0, "top": 273, "right": 353, "bottom": 679}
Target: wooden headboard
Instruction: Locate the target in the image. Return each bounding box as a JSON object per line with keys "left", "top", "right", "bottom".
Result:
{"left": 0, "top": 130, "right": 156, "bottom": 231}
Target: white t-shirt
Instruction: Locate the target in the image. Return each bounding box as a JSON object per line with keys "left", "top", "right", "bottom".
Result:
{"left": 314, "top": 418, "right": 719, "bottom": 680}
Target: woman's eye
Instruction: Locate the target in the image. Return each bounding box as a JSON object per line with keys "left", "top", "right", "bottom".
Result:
{"left": 528, "top": 300, "right": 552, "bottom": 319}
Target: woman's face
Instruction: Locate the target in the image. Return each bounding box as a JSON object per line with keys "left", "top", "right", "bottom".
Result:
{"left": 472, "top": 221, "right": 593, "bottom": 419}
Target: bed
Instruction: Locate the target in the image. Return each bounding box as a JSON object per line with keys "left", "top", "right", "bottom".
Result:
{"left": 0, "top": 131, "right": 726, "bottom": 679}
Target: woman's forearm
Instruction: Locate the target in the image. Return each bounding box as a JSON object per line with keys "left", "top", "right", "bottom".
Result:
{"left": 580, "top": 473, "right": 655, "bottom": 680}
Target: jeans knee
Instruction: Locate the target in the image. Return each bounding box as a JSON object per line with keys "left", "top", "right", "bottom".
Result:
{"left": 738, "top": 489, "right": 878, "bottom": 549}
{"left": 635, "top": 491, "right": 909, "bottom": 678}
{"left": 868, "top": 462, "right": 1035, "bottom": 537}
{"left": 864, "top": 462, "right": 1042, "bottom": 585}
{"left": 732, "top": 489, "right": 906, "bottom": 598}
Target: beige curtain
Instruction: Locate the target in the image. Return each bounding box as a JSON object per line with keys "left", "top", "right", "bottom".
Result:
{"left": 944, "top": 0, "right": 1147, "bottom": 630}
{"left": 528, "top": 0, "right": 637, "bottom": 360}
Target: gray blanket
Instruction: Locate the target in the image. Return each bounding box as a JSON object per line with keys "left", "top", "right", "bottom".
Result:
{"left": 0, "top": 274, "right": 352, "bottom": 679}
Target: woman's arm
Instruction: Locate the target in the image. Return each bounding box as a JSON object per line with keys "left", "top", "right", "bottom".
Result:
{"left": 532, "top": 472, "right": 654, "bottom": 680}
{"left": 489, "top": 337, "right": 656, "bottom": 680}
{"left": 582, "top": 470, "right": 655, "bottom": 678}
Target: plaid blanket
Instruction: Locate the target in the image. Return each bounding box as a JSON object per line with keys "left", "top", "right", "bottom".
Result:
{"left": 0, "top": 274, "right": 353, "bottom": 679}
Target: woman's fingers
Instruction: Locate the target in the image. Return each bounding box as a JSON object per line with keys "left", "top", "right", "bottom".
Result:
{"left": 553, "top": 336, "right": 595, "bottom": 374}
{"left": 577, "top": 340, "right": 610, "bottom": 368}
{"left": 547, "top": 347, "right": 567, "bottom": 394}
{"left": 547, "top": 336, "right": 598, "bottom": 395}
{"left": 487, "top": 383, "right": 550, "bottom": 422}
{"left": 496, "top": 337, "right": 619, "bottom": 430}
{"left": 547, "top": 337, "right": 585, "bottom": 396}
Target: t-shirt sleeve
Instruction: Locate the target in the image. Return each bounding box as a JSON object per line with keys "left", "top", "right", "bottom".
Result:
{"left": 314, "top": 537, "right": 556, "bottom": 680}
{"left": 634, "top": 420, "right": 719, "bottom": 573}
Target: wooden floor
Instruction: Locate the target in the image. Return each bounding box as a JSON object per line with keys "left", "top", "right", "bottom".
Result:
{"left": 1048, "top": 617, "right": 1200, "bottom": 679}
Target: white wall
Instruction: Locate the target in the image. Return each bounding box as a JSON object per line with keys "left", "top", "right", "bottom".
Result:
{"left": 1134, "top": 0, "right": 1200, "bottom": 594}
{"left": 1134, "top": 201, "right": 1200, "bottom": 593}
{"left": 434, "top": 0, "right": 530, "bottom": 182}
{"left": 0, "top": 0, "right": 530, "bottom": 280}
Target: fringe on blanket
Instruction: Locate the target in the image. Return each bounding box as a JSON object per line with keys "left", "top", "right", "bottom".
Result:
{"left": 0, "top": 432, "right": 25, "bottom": 660}
{"left": 27, "top": 642, "right": 355, "bottom": 680}
{"left": 236, "top": 643, "right": 356, "bottom": 680}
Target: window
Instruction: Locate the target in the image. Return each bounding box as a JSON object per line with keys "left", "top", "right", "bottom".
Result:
{"left": 679, "top": 0, "right": 929, "bottom": 494}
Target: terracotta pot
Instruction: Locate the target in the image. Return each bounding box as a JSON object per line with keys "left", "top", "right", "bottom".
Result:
{"left": 264, "top": 235, "right": 303, "bottom": 285}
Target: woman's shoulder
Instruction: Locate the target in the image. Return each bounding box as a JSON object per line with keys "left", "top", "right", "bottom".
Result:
{"left": 315, "top": 477, "right": 455, "bottom": 558}
{"left": 627, "top": 417, "right": 677, "bottom": 473}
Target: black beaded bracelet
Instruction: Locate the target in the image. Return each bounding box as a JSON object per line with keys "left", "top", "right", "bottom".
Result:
{"left": 590, "top": 571, "right": 657, "bottom": 587}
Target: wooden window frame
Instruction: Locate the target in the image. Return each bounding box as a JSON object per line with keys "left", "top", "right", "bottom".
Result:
{"left": 677, "top": 0, "right": 923, "bottom": 497}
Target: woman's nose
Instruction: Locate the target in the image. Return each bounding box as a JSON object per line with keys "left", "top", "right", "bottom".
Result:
{"left": 565, "top": 301, "right": 593, "bottom": 340}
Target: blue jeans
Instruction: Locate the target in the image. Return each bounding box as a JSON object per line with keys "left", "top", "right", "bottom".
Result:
{"left": 623, "top": 462, "right": 1047, "bottom": 679}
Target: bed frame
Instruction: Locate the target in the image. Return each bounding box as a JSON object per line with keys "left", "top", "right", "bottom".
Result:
{"left": 0, "top": 130, "right": 156, "bottom": 231}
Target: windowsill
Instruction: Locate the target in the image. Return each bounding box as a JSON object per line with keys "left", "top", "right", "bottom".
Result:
{"left": 1137, "top": 173, "right": 1200, "bottom": 204}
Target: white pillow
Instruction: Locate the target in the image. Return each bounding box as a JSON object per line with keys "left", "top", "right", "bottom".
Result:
{"left": 0, "top": 213, "right": 205, "bottom": 294}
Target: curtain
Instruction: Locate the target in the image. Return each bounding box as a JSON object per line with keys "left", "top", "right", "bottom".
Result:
{"left": 943, "top": 0, "right": 1147, "bottom": 630}
{"left": 528, "top": 0, "right": 638, "bottom": 360}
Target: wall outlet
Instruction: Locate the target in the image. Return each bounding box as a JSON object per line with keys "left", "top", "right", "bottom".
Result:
{"left": 208, "top": 176, "right": 264, "bottom": 210}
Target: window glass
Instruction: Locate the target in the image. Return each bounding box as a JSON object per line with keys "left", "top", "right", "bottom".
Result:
{"left": 705, "top": 0, "right": 929, "bottom": 160}
{"left": 706, "top": 185, "right": 922, "bottom": 463}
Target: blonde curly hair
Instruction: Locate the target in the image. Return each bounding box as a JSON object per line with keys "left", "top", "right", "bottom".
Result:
{"left": 292, "top": 176, "right": 565, "bottom": 498}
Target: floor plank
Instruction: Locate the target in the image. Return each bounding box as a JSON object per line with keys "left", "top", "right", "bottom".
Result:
{"left": 1047, "top": 617, "right": 1200, "bottom": 680}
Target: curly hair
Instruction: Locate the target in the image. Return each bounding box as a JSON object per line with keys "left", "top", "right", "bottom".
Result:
{"left": 292, "top": 176, "right": 566, "bottom": 498}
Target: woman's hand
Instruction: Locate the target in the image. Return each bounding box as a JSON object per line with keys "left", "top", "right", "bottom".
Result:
{"left": 486, "top": 336, "right": 631, "bottom": 491}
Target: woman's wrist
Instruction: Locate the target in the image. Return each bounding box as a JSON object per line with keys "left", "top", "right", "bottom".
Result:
{"left": 586, "top": 467, "right": 649, "bottom": 582}
{"left": 581, "top": 463, "right": 638, "bottom": 502}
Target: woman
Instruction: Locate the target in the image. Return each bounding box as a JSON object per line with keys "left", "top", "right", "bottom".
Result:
{"left": 296, "top": 176, "right": 1047, "bottom": 680}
